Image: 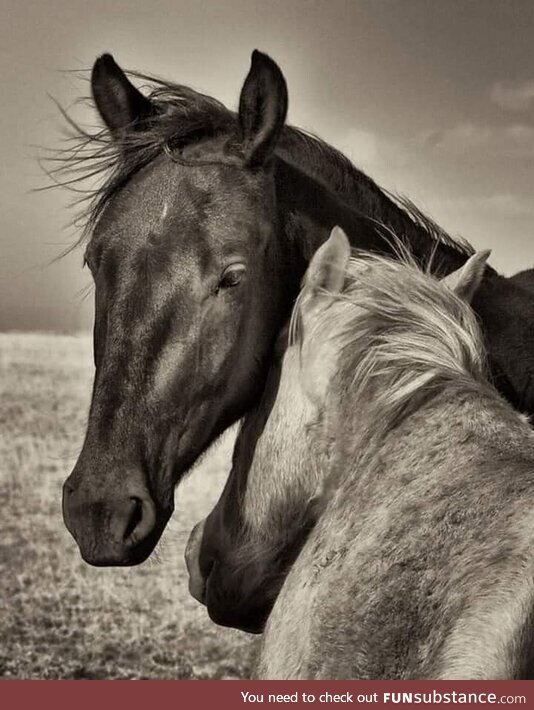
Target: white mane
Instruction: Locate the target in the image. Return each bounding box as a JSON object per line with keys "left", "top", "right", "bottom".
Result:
{"left": 293, "top": 247, "right": 487, "bottom": 437}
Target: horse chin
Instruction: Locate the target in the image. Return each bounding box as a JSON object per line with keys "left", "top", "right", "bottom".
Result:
{"left": 80, "top": 527, "right": 162, "bottom": 567}
{"left": 203, "top": 562, "right": 270, "bottom": 635}
{"left": 185, "top": 520, "right": 276, "bottom": 633}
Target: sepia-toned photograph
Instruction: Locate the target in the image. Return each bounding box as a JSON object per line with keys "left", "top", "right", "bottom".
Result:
{"left": 2, "top": 0, "right": 534, "bottom": 683}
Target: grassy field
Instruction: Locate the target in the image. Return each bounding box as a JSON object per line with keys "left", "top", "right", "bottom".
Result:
{"left": 0, "top": 332, "right": 255, "bottom": 679}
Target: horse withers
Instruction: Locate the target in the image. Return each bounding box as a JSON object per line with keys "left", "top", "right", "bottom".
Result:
{"left": 190, "top": 228, "right": 534, "bottom": 678}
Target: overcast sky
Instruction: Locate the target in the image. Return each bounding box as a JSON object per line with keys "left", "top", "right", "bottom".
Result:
{"left": 1, "top": 0, "right": 533, "bottom": 331}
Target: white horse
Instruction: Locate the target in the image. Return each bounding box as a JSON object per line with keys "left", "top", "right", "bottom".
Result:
{"left": 258, "top": 228, "right": 534, "bottom": 679}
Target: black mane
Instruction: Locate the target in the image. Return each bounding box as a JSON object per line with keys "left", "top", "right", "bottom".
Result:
{"left": 45, "top": 70, "right": 472, "bottom": 257}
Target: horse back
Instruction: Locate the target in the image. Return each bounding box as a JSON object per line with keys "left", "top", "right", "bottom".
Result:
{"left": 257, "top": 386, "right": 534, "bottom": 679}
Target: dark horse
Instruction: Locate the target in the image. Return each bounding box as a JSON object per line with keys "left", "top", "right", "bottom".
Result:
{"left": 61, "top": 50, "right": 534, "bottom": 571}
{"left": 511, "top": 268, "right": 534, "bottom": 294}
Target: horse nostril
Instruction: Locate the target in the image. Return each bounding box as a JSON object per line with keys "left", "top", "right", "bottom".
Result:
{"left": 202, "top": 554, "right": 216, "bottom": 581}
{"left": 124, "top": 497, "right": 143, "bottom": 541}
{"left": 123, "top": 495, "right": 157, "bottom": 547}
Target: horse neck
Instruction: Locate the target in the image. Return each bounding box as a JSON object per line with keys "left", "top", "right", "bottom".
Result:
{"left": 274, "top": 156, "right": 534, "bottom": 416}
{"left": 277, "top": 132, "right": 478, "bottom": 267}
{"left": 273, "top": 157, "right": 471, "bottom": 275}
{"left": 277, "top": 129, "right": 408, "bottom": 221}
{"left": 337, "top": 365, "right": 524, "bottom": 483}
{"left": 213, "top": 367, "right": 279, "bottom": 535}
{"left": 323, "top": 325, "right": 486, "bottom": 473}
{"left": 223, "top": 343, "right": 320, "bottom": 538}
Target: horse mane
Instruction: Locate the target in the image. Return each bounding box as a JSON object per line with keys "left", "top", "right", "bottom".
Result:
{"left": 388, "top": 195, "right": 474, "bottom": 256}
{"left": 293, "top": 244, "right": 487, "bottom": 440}
{"left": 43, "top": 72, "right": 234, "bottom": 244}
{"left": 45, "top": 69, "right": 474, "bottom": 259}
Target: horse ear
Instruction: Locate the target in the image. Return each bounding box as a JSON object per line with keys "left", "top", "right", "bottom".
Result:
{"left": 237, "top": 50, "right": 288, "bottom": 167}
{"left": 442, "top": 250, "right": 491, "bottom": 302}
{"left": 306, "top": 227, "right": 351, "bottom": 295}
{"left": 91, "top": 54, "right": 154, "bottom": 136}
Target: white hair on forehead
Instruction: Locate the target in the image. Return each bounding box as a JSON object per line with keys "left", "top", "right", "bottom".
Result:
{"left": 292, "top": 243, "right": 487, "bottom": 437}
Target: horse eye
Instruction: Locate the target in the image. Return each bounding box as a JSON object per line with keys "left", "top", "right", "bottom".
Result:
{"left": 219, "top": 264, "right": 246, "bottom": 290}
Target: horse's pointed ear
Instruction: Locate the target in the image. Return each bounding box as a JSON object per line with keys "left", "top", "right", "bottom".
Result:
{"left": 91, "top": 54, "right": 154, "bottom": 136}
{"left": 237, "top": 50, "right": 288, "bottom": 167}
{"left": 442, "top": 250, "right": 491, "bottom": 302}
{"left": 306, "top": 227, "right": 351, "bottom": 295}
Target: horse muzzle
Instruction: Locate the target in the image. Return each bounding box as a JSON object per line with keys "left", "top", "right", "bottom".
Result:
{"left": 62, "top": 468, "right": 171, "bottom": 566}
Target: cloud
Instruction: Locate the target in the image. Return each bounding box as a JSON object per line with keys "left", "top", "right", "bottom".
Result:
{"left": 491, "top": 80, "right": 534, "bottom": 112}
{"left": 421, "top": 123, "right": 491, "bottom": 151}
{"left": 331, "top": 127, "right": 415, "bottom": 181}
{"left": 420, "top": 121, "right": 534, "bottom": 158}
{"left": 434, "top": 193, "right": 533, "bottom": 218}
{"left": 333, "top": 128, "right": 379, "bottom": 168}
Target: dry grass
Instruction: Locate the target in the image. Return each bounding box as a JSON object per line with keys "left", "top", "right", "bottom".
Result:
{"left": 0, "top": 332, "right": 255, "bottom": 679}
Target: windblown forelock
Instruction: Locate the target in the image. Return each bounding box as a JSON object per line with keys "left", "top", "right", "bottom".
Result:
{"left": 42, "top": 73, "right": 235, "bottom": 251}
{"left": 45, "top": 69, "right": 475, "bottom": 264}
